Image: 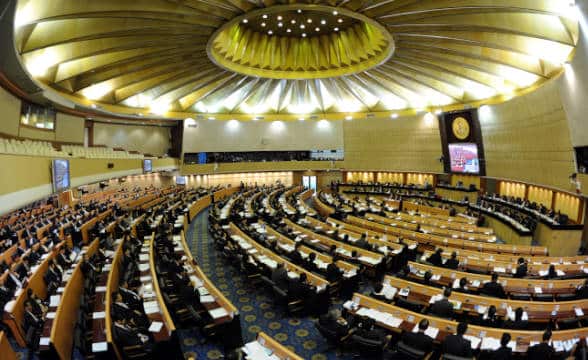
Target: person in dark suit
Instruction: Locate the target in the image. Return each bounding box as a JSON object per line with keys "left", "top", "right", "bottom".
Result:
{"left": 527, "top": 329, "right": 554, "bottom": 360}
{"left": 442, "top": 322, "right": 473, "bottom": 358}
{"left": 400, "top": 318, "right": 433, "bottom": 354}
{"left": 317, "top": 310, "right": 350, "bottom": 341}
{"left": 370, "top": 282, "right": 390, "bottom": 302}
{"left": 504, "top": 307, "right": 528, "bottom": 330}
{"left": 480, "top": 273, "right": 506, "bottom": 298}
{"left": 445, "top": 252, "right": 459, "bottom": 270}
{"left": 304, "top": 252, "right": 319, "bottom": 273}
{"left": 326, "top": 258, "right": 343, "bottom": 282}
{"left": 355, "top": 234, "right": 369, "bottom": 249}
{"left": 354, "top": 316, "right": 389, "bottom": 344}
{"left": 430, "top": 287, "right": 454, "bottom": 319}
{"left": 426, "top": 248, "right": 443, "bottom": 267}
{"left": 576, "top": 279, "right": 588, "bottom": 299}
{"left": 289, "top": 243, "right": 303, "bottom": 264}
{"left": 491, "top": 332, "right": 512, "bottom": 360}
{"left": 454, "top": 277, "right": 471, "bottom": 294}
{"left": 514, "top": 258, "right": 527, "bottom": 278}
{"left": 479, "top": 305, "right": 501, "bottom": 328}
{"left": 546, "top": 264, "right": 558, "bottom": 279}
{"left": 271, "top": 263, "right": 289, "bottom": 290}
{"left": 288, "top": 273, "right": 310, "bottom": 301}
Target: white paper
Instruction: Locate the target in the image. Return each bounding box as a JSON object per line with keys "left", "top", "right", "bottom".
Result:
{"left": 50, "top": 295, "right": 61, "bottom": 307}
{"left": 149, "top": 321, "right": 164, "bottom": 333}
{"left": 92, "top": 342, "right": 108, "bottom": 352}
{"left": 47, "top": 312, "right": 56, "bottom": 319}
{"left": 93, "top": 311, "right": 106, "bottom": 319}
{"left": 209, "top": 307, "right": 229, "bottom": 319}
{"left": 39, "top": 337, "right": 50, "bottom": 346}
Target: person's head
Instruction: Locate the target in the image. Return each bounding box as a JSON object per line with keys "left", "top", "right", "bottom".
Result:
{"left": 515, "top": 307, "right": 524, "bottom": 321}
{"left": 518, "top": 257, "right": 525, "bottom": 265}
{"left": 451, "top": 251, "right": 457, "bottom": 259}
{"left": 500, "top": 333, "right": 511, "bottom": 347}
{"left": 373, "top": 283, "right": 383, "bottom": 293}
{"left": 329, "top": 244, "right": 337, "bottom": 252}
{"left": 309, "top": 252, "right": 316, "bottom": 261}
{"left": 294, "top": 242, "right": 301, "bottom": 250}
{"left": 299, "top": 273, "right": 307, "bottom": 282}
{"left": 418, "top": 318, "right": 429, "bottom": 332}
{"left": 542, "top": 329, "right": 552, "bottom": 342}
{"left": 459, "top": 277, "right": 467, "bottom": 288}
{"left": 362, "top": 317, "right": 375, "bottom": 330}
{"left": 24, "top": 300, "right": 32, "bottom": 312}
{"left": 27, "top": 288, "right": 33, "bottom": 297}
{"left": 424, "top": 270, "right": 432, "bottom": 281}
{"left": 277, "top": 262, "right": 284, "bottom": 269}
{"left": 491, "top": 273, "right": 498, "bottom": 282}
{"left": 435, "top": 248, "right": 442, "bottom": 255}
{"left": 549, "top": 264, "right": 556, "bottom": 274}
{"left": 456, "top": 322, "right": 468, "bottom": 335}
{"left": 443, "top": 287, "right": 452, "bottom": 298}
{"left": 351, "top": 250, "right": 358, "bottom": 258}
{"left": 488, "top": 305, "right": 497, "bottom": 317}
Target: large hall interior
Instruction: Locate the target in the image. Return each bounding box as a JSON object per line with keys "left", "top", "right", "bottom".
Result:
{"left": 1, "top": 0, "right": 588, "bottom": 359}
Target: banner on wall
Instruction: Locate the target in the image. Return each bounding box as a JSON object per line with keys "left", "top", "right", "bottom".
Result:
{"left": 438, "top": 109, "right": 486, "bottom": 176}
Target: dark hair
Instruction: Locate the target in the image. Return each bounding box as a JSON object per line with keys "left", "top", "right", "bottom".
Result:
{"left": 491, "top": 273, "right": 498, "bottom": 281}
{"left": 299, "top": 273, "right": 307, "bottom": 282}
{"left": 373, "top": 283, "right": 383, "bottom": 293}
{"left": 543, "top": 329, "right": 552, "bottom": 341}
{"left": 424, "top": 271, "right": 432, "bottom": 281}
{"left": 518, "top": 257, "right": 524, "bottom": 264}
{"left": 436, "top": 248, "right": 442, "bottom": 254}
{"left": 456, "top": 322, "right": 468, "bottom": 335}
{"left": 500, "top": 333, "right": 511, "bottom": 347}
{"left": 443, "top": 287, "right": 452, "bottom": 298}
{"left": 451, "top": 251, "right": 457, "bottom": 259}
{"left": 515, "top": 307, "right": 524, "bottom": 322}
{"left": 418, "top": 318, "right": 429, "bottom": 331}
{"left": 488, "top": 305, "right": 497, "bottom": 317}
{"left": 459, "top": 277, "right": 467, "bottom": 287}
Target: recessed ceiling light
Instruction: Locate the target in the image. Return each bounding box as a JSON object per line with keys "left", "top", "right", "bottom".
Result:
{"left": 320, "top": 19, "right": 326, "bottom": 25}
{"left": 286, "top": 28, "right": 292, "bottom": 33}
{"left": 277, "top": 15, "right": 283, "bottom": 20}
{"left": 291, "top": 19, "right": 296, "bottom": 24}
{"left": 297, "top": 9, "right": 302, "bottom": 13}
{"left": 332, "top": 10, "right": 338, "bottom": 15}
{"left": 301, "top": 33, "right": 307, "bottom": 37}
{"left": 391, "top": 113, "right": 398, "bottom": 119}
{"left": 300, "top": 24, "right": 305, "bottom": 29}
{"left": 307, "top": 19, "right": 312, "bottom": 23}
{"left": 262, "top": 14, "right": 268, "bottom": 19}
{"left": 268, "top": 30, "right": 273, "bottom": 35}
{"left": 298, "top": 117, "right": 305, "bottom": 121}
{"left": 261, "top": 22, "right": 266, "bottom": 27}
{"left": 345, "top": 115, "right": 352, "bottom": 120}
{"left": 315, "top": 27, "right": 320, "bottom": 31}
{"left": 277, "top": 22, "right": 283, "bottom": 27}
{"left": 337, "top": 18, "right": 343, "bottom": 23}
{"left": 334, "top": 27, "right": 339, "bottom": 31}
{"left": 242, "top": 19, "right": 248, "bottom": 23}
{"left": 208, "top": 116, "right": 215, "bottom": 120}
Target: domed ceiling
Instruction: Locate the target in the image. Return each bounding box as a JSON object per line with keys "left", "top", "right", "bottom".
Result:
{"left": 13, "top": 0, "right": 578, "bottom": 119}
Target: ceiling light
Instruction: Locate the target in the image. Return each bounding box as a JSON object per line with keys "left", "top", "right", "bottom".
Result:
{"left": 334, "top": 27, "right": 339, "bottom": 31}
{"left": 391, "top": 113, "right": 398, "bottom": 119}
{"left": 261, "top": 22, "right": 266, "bottom": 27}
{"left": 338, "top": 18, "right": 343, "bottom": 23}
{"left": 315, "top": 27, "right": 320, "bottom": 31}
{"left": 278, "top": 22, "right": 283, "bottom": 27}
{"left": 268, "top": 30, "right": 273, "bottom": 35}
{"left": 150, "top": 101, "right": 169, "bottom": 115}
{"left": 320, "top": 19, "right": 326, "bottom": 25}
{"left": 332, "top": 10, "right": 338, "bottom": 15}
{"left": 262, "top": 14, "right": 268, "bottom": 19}
{"left": 242, "top": 19, "right": 248, "bottom": 23}
{"left": 208, "top": 116, "right": 216, "bottom": 120}
{"left": 297, "top": 9, "right": 302, "bottom": 13}
{"left": 307, "top": 19, "right": 312, "bottom": 23}
{"left": 301, "top": 33, "right": 306, "bottom": 37}
{"left": 291, "top": 19, "right": 296, "bottom": 24}
{"left": 434, "top": 109, "right": 442, "bottom": 115}
{"left": 286, "top": 28, "right": 291, "bottom": 33}
{"left": 277, "top": 15, "right": 282, "bottom": 20}
{"left": 300, "top": 24, "right": 305, "bottom": 29}
{"left": 345, "top": 115, "right": 352, "bottom": 120}
{"left": 298, "top": 117, "right": 305, "bottom": 121}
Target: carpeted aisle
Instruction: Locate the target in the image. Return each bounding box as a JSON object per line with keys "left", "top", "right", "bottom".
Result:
{"left": 179, "top": 208, "right": 354, "bottom": 360}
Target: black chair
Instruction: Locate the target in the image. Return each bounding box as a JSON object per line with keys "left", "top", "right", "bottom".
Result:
{"left": 510, "top": 293, "right": 531, "bottom": 301}
{"left": 558, "top": 318, "right": 579, "bottom": 330}
{"left": 397, "top": 341, "right": 427, "bottom": 359}
{"left": 272, "top": 285, "right": 288, "bottom": 307}
{"left": 534, "top": 293, "right": 553, "bottom": 302}
{"left": 441, "top": 354, "right": 474, "bottom": 360}
{"left": 395, "top": 297, "right": 424, "bottom": 313}
{"left": 349, "top": 334, "right": 385, "bottom": 358}
{"left": 315, "top": 321, "right": 342, "bottom": 350}
{"left": 556, "top": 293, "right": 576, "bottom": 301}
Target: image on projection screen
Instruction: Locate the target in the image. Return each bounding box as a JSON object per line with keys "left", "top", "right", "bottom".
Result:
{"left": 449, "top": 143, "right": 480, "bottom": 174}
{"left": 52, "top": 159, "right": 70, "bottom": 192}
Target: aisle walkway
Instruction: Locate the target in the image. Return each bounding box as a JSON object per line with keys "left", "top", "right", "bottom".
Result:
{"left": 179, "top": 208, "right": 353, "bottom": 360}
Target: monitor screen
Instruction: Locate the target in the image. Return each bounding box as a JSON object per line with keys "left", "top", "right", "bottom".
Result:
{"left": 52, "top": 159, "right": 70, "bottom": 192}
{"left": 449, "top": 143, "right": 480, "bottom": 174}
{"left": 176, "top": 176, "right": 186, "bottom": 185}
{"left": 143, "top": 159, "right": 152, "bottom": 173}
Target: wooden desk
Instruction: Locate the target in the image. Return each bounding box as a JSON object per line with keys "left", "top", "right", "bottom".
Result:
{"left": 0, "top": 331, "right": 17, "bottom": 360}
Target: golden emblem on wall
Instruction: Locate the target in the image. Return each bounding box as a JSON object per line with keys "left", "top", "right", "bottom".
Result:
{"left": 452, "top": 117, "right": 470, "bottom": 140}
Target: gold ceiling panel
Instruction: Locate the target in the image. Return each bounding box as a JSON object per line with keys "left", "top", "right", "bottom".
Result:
{"left": 13, "top": 0, "right": 578, "bottom": 118}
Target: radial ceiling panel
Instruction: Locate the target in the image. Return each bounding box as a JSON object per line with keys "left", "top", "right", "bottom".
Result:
{"left": 14, "top": 0, "right": 578, "bottom": 119}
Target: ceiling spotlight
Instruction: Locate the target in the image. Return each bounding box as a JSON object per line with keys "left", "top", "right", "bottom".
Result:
{"left": 242, "top": 19, "right": 248, "bottom": 23}
{"left": 298, "top": 117, "right": 305, "bottom": 121}
{"left": 208, "top": 116, "right": 216, "bottom": 120}
{"left": 315, "top": 27, "right": 320, "bottom": 31}
{"left": 300, "top": 24, "right": 305, "bottom": 29}
{"left": 345, "top": 115, "right": 352, "bottom": 120}
{"left": 434, "top": 109, "right": 442, "bottom": 115}
{"left": 290, "top": 19, "right": 296, "bottom": 24}
{"left": 337, "top": 18, "right": 343, "bottom": 23}
{"left": 261, "top": 22, "right": 266, "bottom": 27}
{"left": 297, "top": 9, "right": 302, "bottom": 13}
{"left": 277, "top": 15, "right": 283, "bottom": 20}
{"left": 391, "top": 113, "right": 398, "bottom": 119}
{"left": 301, "top": 33, "right": 307, "bottom": 37}
{"left": 262, "top": 14, "right": 268, "bottom": 19}
{"left": 320, "top": 19, "right": 326, "bottom": 25}
{"left": 277, "top": 22, "right": 283, "bottom": 27}
{"left": 307, "top": 18, "right": 312, "bottom": 23}
{"left": 268, "top": 30, "right": 273, "bottom": 35}
{"left": 334, "top": 27, "right": 339, "bottom": 31}
{"left": 332, "top": 10, "right": 338, "bottom": 15}
{"left": 286, "top": 28, "right": 292, "bottom": 33}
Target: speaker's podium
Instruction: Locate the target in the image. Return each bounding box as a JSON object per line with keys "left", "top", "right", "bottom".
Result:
{"left": 57, "top": 189, "right": 78, "bottom": 208}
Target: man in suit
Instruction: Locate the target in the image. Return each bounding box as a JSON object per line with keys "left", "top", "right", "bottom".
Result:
{"left": 271, "top": 263, "right": 289, "bottom": 290}
{"left": 491, "top": 332, "right": 513, "bottom": 360}
{"left": 480, "top": 273, "right": 507, "bottom": 298}
{"left": 442, "top": 321, "right": 473, "bottom": 358}
{"left": 445, "top": 252, "right": 459, "bottom": 270}
{"left": 514, "top": 258, "right": 527, "bottom": 278}
{"left": 576, "top": 279, "right": 588, "bottom": 299}
{"left": 400, "top": 318, "right": 434, "bottom": 354}
{"left": 430, "top": 288, "right": 454, "bottom": 319}
{"left": 527, "top": 329, "right": 554, "bottom": 359}
{"left": 326, "top": 258, "right": 343, "bottom": 282}
{"left": 288, "top": 273, "right": 310, "bottom": 301}
{"left": 504, "top": 307, "right": 528, "bottom": 330}
{"left": 426, "top": 248, "right": 443, "bottom": 267}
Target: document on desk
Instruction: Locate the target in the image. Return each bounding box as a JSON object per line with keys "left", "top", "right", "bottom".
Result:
{"left": 139, "top": 254, "right": 149, "bottom": 261}
{"left": 47, "top": 312, "right": 56, "bottom": 319}
{"left": 209, "top": 307, "right": 229, "bottom": 319}
{"left": 480, "top": 337, "right": 501, "bottom": 350}
{"left": 200, "top": 295, "right": 215, "bottom": 303}
{"left": 93, "top": 311, "right": 106, "bottom": 319}
{"left": 92, "top": 342, "right": 108, "bottom": 353}
{"left": 138, "top": 263, "right": 150, "bottom": 272}
{"left": 463, "top": 335, "right": 481, "bottom": 349}
{"left": 412, "top": 325, "right": 439, "bottom": 339}
{"left": 50, "top": 295, "right": 61, "bottom": 307}
{"left": 149, "top": 321, "right": 164, "bottom": 333}
{"left": 39, "top": 337, "right": 50, "bottom": 346}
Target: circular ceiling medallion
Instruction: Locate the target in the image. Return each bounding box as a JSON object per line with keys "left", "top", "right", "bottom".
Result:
{"left": 207, "top": 5, "right": 395, "bottom": 80}
{"left": 452, "top": 117, "right": 470, "bottom": 140}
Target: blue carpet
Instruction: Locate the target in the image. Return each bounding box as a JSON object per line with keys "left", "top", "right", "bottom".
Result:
{"left": 179, "top": 208, "right": 355, "bottom": 360}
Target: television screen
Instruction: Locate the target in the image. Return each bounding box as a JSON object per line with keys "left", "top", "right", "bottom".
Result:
{"left": 176, "top": 176, "right": 186, "bottom": 185}
{"left": 449, "top": 143, "right": 480, "bottom": 174}
{"left": 143, "top": 159, "right": 152, "bottom": 173}
{"left": 52, "top": 159, "right": 70, "bottom": 192}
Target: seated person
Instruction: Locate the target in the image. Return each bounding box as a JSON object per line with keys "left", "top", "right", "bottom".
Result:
{"left": 479, "top": 305, "right": 501, "bottom": 328}
{"left": 304, "top": 252, "right": 319, "bottom": 273}
{"left": 453, "top": 277, "right": 471, "bottom": 294}
{"left": 326, "top": 257, "right": 343, "bottom": 282}
{"left": 429, "top": 287, "right": 454, "bottom": 319}
{"left": 271, "top": 263, "right": 289, "bottom": 290}
{"left": 514, "top": 258, "right": 527, "bottom": 278}
{"left": 545, "top": 264, "right": 558, "bottom": 279}
{"left": 288, "top": 273, "right": 310, "bottom": 301}
{"left": 491, "top": 333, "right": 513, "bottom": 360}
{"left": 112, "top": 318, "right": 153, "bottom": 352}
{"left": 480, "top": 273, "right": 506, "bottom": 298}
{"left": 317, "top": 309, "right": 351, "bottom": 341}
{"left": 400, "top": 318, "right": 433, "bottom": 354}
{"left": 526, "top": 329, "right": 554, "bottom": 359}
{"left": 504, "top": 307, "right": 528, "bottom": 330}
{"left": 576, "top": 279, "right": 588, "bottom": 299}
{"left": 370, "top": 282, "right": 392, "bottom": 302}
{"left": 442, "top": 321, "right": 473, "bottom": 358}
{"left": 444, "top": 252, "right": 459, "bottom": 270}
{"left": 426, "top": 248, "right": 443, "bottom": 267}
{"left": 353, "top": 316, "right": 389, "bottom": 344}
